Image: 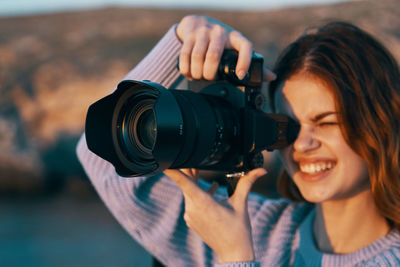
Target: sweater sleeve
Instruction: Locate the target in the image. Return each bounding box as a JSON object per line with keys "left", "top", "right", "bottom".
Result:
{"left": 77, "top": 25, "right": 222, "bottom": 266}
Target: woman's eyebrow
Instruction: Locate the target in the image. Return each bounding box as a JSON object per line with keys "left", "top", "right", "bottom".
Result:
{"left": 311, "top": 111, "right": 338, "bottom": 122}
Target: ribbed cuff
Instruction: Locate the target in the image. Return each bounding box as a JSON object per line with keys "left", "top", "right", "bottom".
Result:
{"left": 214, "top": 261, "right": 260, "bottom": 267}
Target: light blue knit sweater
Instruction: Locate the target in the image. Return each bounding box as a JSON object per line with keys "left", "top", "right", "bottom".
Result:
{"left": 77, "top": 25, "right": 400, "bottom": 267}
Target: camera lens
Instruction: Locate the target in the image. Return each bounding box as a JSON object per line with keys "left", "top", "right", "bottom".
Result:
{"left": 133, "top": 104, "right": 156, "bottom": 152}
{"left": 85, "top": 80, "right": 298, "bottom": 177}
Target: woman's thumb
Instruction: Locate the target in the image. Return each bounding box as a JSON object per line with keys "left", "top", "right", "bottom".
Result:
{"left": 233, "top": 168, "right": 267, "bottom": 204}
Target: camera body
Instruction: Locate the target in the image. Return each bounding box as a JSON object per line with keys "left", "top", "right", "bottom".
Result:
{"left": 85, "top": 50, "right": 299, "bottom": 177}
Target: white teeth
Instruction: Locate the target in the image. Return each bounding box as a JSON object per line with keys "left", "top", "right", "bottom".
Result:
{"left": 299, "top": 162, "right": 334, "bottom": 174}
{"left": 316, "top": 165, "right": 321, "bottom": 172}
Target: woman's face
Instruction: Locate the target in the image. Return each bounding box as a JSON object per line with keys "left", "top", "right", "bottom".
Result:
{"left": 275, "top": 72, "right": 370, "bottom": 203}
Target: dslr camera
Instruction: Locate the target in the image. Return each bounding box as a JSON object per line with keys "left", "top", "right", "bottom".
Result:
{"left": 85, "top": 50, "right": 299, "bottom": 177}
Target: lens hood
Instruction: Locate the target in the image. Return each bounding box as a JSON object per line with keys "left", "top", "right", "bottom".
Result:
{"left": 85, "top": 80, "right": 184, "bottom": 177}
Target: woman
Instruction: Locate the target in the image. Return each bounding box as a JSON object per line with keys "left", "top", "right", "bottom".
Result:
{"left": 77, "top": 15, "right": 400, "bottom": 266}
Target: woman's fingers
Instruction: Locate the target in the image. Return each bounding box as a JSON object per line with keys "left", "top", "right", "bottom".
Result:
{"left": 166, "top": 166, "right": 260, "bottom": 262}
{"left": 165, "top": 169, "right": 210, "bottom": 205}
{"left": 179, "top": 168, "right": 199, "bottom": 184}
{"left": 207, "top": 181, "right": 219, "bottom": 196}
{"left": 166, "top": 166, "right": 267, "bottom": 220}
{"left": 164, "top": 169, "right": 199, "bottom": 195}
{"left": 229, "top": 168, "right": 267, "bottom": 210}
{"left": 167, "top": 169, "right": 218, "bottom": 198}
{"left": 180, "top": 26, "right": 228, "bottom": 80}
{"left": 190, "top": 27, "right": 210, "bottom": 79}
{"left": 179, "top": 36, "right": 195, "bottom": 78}
{"left": 177, "top": 15, "right": 254, "bottom": 81}
{"left": 202, "top": 28, "right": 226, "bottom": 80}
{"left": 177, "top": 15, "right": 277, "bottom": 83}
{"left": 228, "top": 31, "right": 253, "bottom": 80}
{"left": 263, "top": 68, "right": 277, "bottom": 82}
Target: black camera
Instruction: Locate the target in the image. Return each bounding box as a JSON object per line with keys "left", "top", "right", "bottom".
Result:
{"left": 85, "top": 50, "right": 299, "bottom": 177}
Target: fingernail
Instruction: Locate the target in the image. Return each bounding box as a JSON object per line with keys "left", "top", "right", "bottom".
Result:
{"left": 237, "top": 70, "right": 246, "bottom": 80}
{"left": 256, "top": 168, "right": 267, "bottom": 176}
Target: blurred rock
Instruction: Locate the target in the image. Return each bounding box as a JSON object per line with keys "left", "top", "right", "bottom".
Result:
{"left": 0, "top": 0, "right": 399, "bottom": 195}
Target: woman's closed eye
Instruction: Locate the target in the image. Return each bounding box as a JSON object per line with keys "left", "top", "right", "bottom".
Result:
{"left": 318, "top": 121, "right": 339, "bottom": 127}
{"left": 312, "top": 111, "right": 340, "bottom": 128}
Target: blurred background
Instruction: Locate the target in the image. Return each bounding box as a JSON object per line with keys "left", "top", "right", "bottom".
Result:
{"left": 0, "top": 0, "right": 399, "bottom": 266}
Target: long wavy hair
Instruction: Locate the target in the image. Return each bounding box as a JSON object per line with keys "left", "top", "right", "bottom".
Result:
{"left": 268, "top": 22, "right": 400, "bottom": 229}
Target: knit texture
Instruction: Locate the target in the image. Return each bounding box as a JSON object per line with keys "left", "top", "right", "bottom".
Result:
{"left": 77, "top": 25, "right": 400, "bottom": 267}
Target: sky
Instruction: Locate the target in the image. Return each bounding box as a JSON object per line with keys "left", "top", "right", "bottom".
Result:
{"left": 0, "top": 0, "right": 350, "bottom": 17}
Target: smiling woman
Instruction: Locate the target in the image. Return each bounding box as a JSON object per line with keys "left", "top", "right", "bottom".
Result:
{"left": 77, "top": 15, "right": 400, "bottom": 266}
{"left": 269, "top": 21, "right": 400, "bottom": 253}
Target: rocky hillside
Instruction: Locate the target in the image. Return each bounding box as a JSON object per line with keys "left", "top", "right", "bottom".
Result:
{"left": 0, "top": 0, "right": 399, "bottom": 194}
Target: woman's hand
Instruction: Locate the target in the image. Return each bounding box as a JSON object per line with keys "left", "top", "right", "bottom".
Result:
{"left": 164, "top": 168, "right": 267, "bottom": 263}
{"left": 176, "top": 15, "right": 275, "bottom": 81}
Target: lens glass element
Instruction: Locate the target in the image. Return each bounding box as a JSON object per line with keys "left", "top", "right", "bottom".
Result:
{"left": 124, "top": 99, "right": 156, "bottom": 156}
{"left": 136, "top": 108, "right": 156, "bottom": 150}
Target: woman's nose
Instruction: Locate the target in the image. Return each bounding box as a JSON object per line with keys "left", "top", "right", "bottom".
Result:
{"left": 293, "top": 125, "right": 320, "bottom": 153}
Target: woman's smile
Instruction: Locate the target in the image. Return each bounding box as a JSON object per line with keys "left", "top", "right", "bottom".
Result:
{"left": 296, "top": 158, "right": 336, "bottom": 182}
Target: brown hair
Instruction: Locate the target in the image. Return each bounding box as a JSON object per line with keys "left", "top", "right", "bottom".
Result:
{"left": 268, "top": 22, "right": 400, "bottom": 229}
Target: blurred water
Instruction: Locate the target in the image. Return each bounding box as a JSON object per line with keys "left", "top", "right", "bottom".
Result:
{"left": 0, "top": 194, "right": 152, "bottom": 267}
